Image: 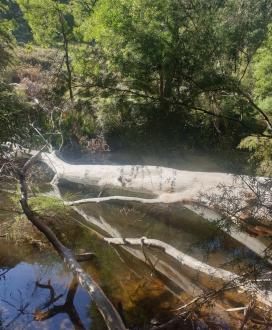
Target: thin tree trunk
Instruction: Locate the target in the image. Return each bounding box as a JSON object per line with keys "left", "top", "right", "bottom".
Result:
{"left": 17, "top": 152, "right": 126, "bottom": 330}
{"left": 58, "top": 10, "right": 74, "bottom": 102}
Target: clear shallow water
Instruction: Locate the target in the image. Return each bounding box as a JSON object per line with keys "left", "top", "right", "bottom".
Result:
{"left": 0, "top": 152, "right": 270, "bottom": 329}
{"left": 63, "top": 181, "right": 259, "bottom": 272}
{"left": 0, "top": 192, "right": 179, "bottom": 330}
{"left": 59, "top": 180, "right": 268, "bottom": 294}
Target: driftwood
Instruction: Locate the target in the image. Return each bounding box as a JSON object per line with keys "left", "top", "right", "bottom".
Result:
{"left": 17, "top": 150, "right": 126, "bottom": 330}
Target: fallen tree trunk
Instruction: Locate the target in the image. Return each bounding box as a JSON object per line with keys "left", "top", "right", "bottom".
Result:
{"left": 37, "top": 151, "right": 272, "bottom": 264}
{"left": 18, "top": 151, "right": 127, "bottom": 330}
{"left": 39, "top": 152, "right": 268, "bottom": 206}
{"left": 40, "top": 152, "right": 249, "bottom": 199}
{"left": 31, "top": 150, "right": 272, "bottom": 316}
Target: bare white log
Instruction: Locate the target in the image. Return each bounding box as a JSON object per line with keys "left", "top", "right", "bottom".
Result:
{"left": 37, "top": 151, "right": 272, "bottom": 264}
{"left": 39, "top": 152, "right": 268, "bottom": 205}
{"left": 39, "top": 152, "right": 240, "bottom": 198}
{"left": 105, "top": 237, "right": 238, "bottom": 281}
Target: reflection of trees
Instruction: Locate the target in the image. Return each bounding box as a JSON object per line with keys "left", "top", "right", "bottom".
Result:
{"left": 1, "top": 276, "right": 86, "bottom": 330}
{"left": 0, "top": 269, "right": 12, "bottom": 279}
{"left": 34, "top": 277, "right": 85, "bottom": 330}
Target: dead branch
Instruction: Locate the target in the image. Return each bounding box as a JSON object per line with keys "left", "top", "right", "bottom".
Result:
{"left": 72, "top": 206, "right": 203, "bottom": 297}
{"left": 75, "top": 252, "right": 96, "bottom": 262}
{"left": 66, "top": 195, "right": 162, "bottom": 206}
{"left": 105, "top": 237, "right": 238, "bottom": 281}
{"left": 105, "top": 237, "right": 272, "bottom": 308}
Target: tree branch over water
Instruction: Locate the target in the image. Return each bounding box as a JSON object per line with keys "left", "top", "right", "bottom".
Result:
{"left": 15, "top": 149, "right": 127, "bottom": 330}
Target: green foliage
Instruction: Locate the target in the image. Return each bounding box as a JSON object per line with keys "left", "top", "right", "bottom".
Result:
{"left": 60, "top": 109, "right": 97, "bottom": 144}
{"left": 81, "top": 0, "right": 270, "bottom": 94}
{"left": 0, "top": 81, "right": 33, "bottom": 144}
{"left": 69, "top": 0, "right": 271, "bottom": 149}
{"left": 238, "top": 136, "right": 272, "bottom": 174}
{"left": 0, "top": 5, "right": 35, "bottom": 146}
{"left": 253, "top": 25, "right": 272, "bottom": 100}
{"left": 3, "top": 0, "right": 272, "bottom": 168}
{"left": 17, "top": 0, "right": 73, "bottom": 46}
{"left": 238, "top": 23, "right": 272, "bottom": 172}
{"left": 1, "top": 0, "right": 32, "bottom": 43}
{"left": 29, "top": 195, "right": 68, "bottom": 216}
{"left": 0, "top": 3, "right": 14, "bottom": 70}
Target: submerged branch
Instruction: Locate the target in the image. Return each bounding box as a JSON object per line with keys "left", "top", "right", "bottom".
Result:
{"left": 105, "top": 236, "right": 272, "bottom": 308}
{"left": 105, "top": 237, "right": 237, "bottom": 281}
{"left": 66, "top": 195, "right": 162, "bottom": 206}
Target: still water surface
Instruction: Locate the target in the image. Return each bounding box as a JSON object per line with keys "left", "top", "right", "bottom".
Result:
{"left": 0, "top": 154, "right": 268, "bottom": 329}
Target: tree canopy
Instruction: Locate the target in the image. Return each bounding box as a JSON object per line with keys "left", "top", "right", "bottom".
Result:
{"left": 0, "top": 0, "right": 272, "bottom": 168}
